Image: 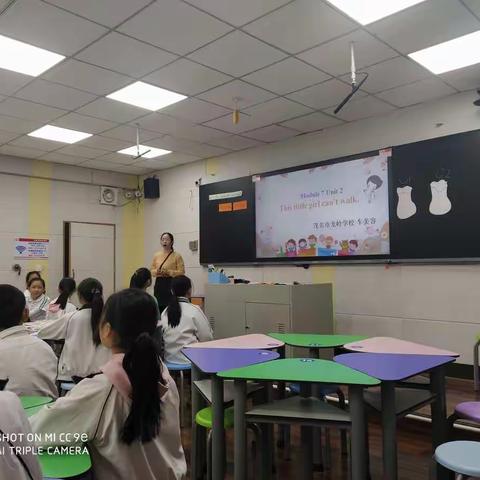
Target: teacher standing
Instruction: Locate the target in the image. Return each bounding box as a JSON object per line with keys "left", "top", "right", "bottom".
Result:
{"left": 151, "top": 232, "right": 185, "bottom": 314}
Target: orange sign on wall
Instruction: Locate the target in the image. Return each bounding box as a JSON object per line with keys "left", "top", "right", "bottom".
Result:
{"left": 218, "top": 202, "right": 232, "bottom": 212}
{"left": 233, "top": 200, "right": 248, "bottom": 211}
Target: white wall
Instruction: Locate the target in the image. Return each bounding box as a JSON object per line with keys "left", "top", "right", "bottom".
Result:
{"left": 144, "top": 90, "right": 480, "bottom": 363}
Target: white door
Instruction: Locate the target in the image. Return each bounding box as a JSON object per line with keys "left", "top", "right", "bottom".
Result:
{"left": 69, "top": 222, "right": 115, "bottom": 299}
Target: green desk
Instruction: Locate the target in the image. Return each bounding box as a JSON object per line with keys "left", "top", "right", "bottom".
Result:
{"left": 219, "top": 358, "right": 379, "bottom": 480}
{"left": 19, "top": 396, "right": 53, "bottom": 410}
{"left": 25, "top": 404, "right": 47, "bottom": 417}
{"left": 39, "top": 448, "right": 91, "bottom": 478}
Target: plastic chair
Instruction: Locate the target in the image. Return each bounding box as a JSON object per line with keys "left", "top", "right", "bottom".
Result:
{"left": 448, "top": 401, "right": 480, "bottom": 436}
{"left": 165, "top": 362, "right": 191, "bottom": 427}
{"left": 433, "top": 441, "right": 480, "bottom": 479}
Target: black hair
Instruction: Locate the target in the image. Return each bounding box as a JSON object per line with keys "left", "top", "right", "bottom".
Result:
{"left": 103, "top": 289, "right": 163, "bottom": 445}
{"left": 129, "top": 268, "right": 152, "bottom": 290}
{"left": 167, "top": 275, "right": 192, "bottom": 329}
{"left": 160, "top": 232, "right": 174, "bottom": 251}
{"left": 367, "top": 175, "right": 383, "bottom": 189}
{"left": 27, "top": 277, "right": 45, "bottom": 290}
{"left": 25, "top": 271, "right": 41, "bottom": 286}
{"left": 0, "top": 285, "right": 26, "bottom": 329}
{"left": 54, "top": 277, "right": 76, "bottom": 310}
{"left": 77, "top": 278, "right": 103, "bottom": 346}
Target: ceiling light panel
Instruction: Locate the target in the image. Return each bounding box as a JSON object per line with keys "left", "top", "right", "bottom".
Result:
{"left": 117, "top": 144, "right": 171, "bottom": 158}
{"left": 28, "top": 125, "right": 92, "bottom": 143}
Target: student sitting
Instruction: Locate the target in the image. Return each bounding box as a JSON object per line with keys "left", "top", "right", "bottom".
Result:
{"left": 46, "top": 277, "right": 77, "bottom": 321}
{"left": 26, "top": 277, "right": 50, "bottom": 321}
{"left": 159, "top": 275, "right": 213, "bottom": 364}
{"left": 0, "top": 391, "right": 42, "bottom": 480}
{"left": 0, "top": 285, "right": 58, "bottom": 398}
{"left": 23, "top": 270, "right": 41, "bottom": 302}
{"left": 31, "top": 289, "right": 187, "bottom": 480}
{"left": 130, "top": 268, "right": 160, "bottom": 317}
{"left": 38, "top": 278, "right": 110, "bottom": 382}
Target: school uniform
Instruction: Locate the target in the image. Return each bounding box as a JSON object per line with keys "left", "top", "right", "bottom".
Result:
{"left": 159, "top": 298, "right": 213, "bottom": 364}
{"left": 45, "top": 297, "right": 77, "bottom": 321}
{"left": 0, "top": 391, "right": 42, "bottom": 480}
{"left": 0, "top": 325, "right": 58, "bottom": 398}
{"left": 23, "top": 289, "right": 31, "bottom": 301}
{"left": 30, "top": 354, "right": 187, "bottom": 480}
{"left": 27, "top": 293, "right": 50, "bottom": 321}
{"left": 38, "top": 307, "right": 111, "bottom": 381}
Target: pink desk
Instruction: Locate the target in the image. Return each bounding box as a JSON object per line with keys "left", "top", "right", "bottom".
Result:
{"left": 187, "top": 333, "right": 284, "bottom": 350}
{"left": 344, "top": 337, "right": 459, "bottom": 357}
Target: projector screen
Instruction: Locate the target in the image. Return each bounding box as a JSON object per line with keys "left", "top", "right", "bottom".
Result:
{"left": 255, "top": 152, "right": 390, "bottom": 259}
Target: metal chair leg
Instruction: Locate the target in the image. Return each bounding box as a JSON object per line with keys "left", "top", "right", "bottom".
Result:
{"left": 474, "top": 339, "right": 480, "bottom": 391}
{"left": 179, "top": 370, "right": 185, "bottom": 428}
{"left": 207, "top": 430, "right": 212, "bottom": 480}
{"left": 337, "top": 388, "right": 348, "bottom": 456}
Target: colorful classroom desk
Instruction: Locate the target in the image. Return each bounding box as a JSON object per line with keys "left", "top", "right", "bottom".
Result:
{"left": 39, "top": 448, "right": 91, "bottom": 479}
{"left": 182, "top": 347, "right": 280, "bottom": 480}
{"left": 335, "top": 352, "right": 456, "bottom": 480}
{"left": 219, "top": 358, "right": 380, "bottom": 480}
{"left": 186, "top": 333, "right": 284, "bottom": 350}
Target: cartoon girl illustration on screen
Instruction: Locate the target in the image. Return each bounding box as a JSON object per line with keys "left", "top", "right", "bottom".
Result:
{"left": 348, "top": 240, "right": 359, "bottom": 255}
{"left": 285, "top": 239, "right": 297, "bottom": 257}
{"left": 364, "top": 175, "right": 383, "bottom": 203}
{"left": 298, "top": 238, "right": 309, "bottom": 256}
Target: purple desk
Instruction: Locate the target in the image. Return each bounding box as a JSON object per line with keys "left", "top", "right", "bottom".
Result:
{"left": 335, "top": 353, "right": 455, "bottom": 480}
{"left": 183, "top": 348, "right": 279, "bottom": 480}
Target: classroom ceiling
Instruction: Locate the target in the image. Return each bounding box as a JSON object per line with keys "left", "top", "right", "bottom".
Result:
{"left": 0, "top": 0, "right": 478, "bottom": 174}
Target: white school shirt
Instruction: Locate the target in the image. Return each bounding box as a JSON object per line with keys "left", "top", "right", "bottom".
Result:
{"left": 0, "top": 392, "right": 43, "bottom": 480}
{"left": 159, "top": 298, "right": 213, "bottom": 364}
{"left": 45, "top": 297, "right": 77, "bottom": 321}
{"left": 38, "top": 308, "right": 111, "bottom": 381}
{"left": 0, "top": 325, "right": 58, "bottom": 398}
{"left": 30, "top": 366, "right": 187, "bottom": 480}
{"left": 26, "top": 293, "right": 50, "bottom": 322}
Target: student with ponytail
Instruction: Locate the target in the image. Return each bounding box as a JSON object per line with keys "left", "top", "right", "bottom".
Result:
{"left": 31, "top": 289, "right": 187, "bottom": 480}
{"left": 45, "top": 277, "right": 77, "bottom": 321}
{"left": 38, "top": 278, "right": 110, "bottom": 381}
{"left": 159, "top": 275, "right": 213, "bottom": 364}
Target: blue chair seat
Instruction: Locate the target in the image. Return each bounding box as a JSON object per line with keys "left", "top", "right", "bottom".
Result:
{"left": 435, "top": 441, "right": 480, "bottom": 477}
{"left": 165, "top": 362, "right": 191, "bottom": 371}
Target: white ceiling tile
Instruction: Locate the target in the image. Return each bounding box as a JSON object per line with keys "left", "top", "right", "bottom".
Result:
{"left": 243, "top": 58, "right": 330, "bottom": 95}
{"left": 368, "top": 0, "right": 480, "bottom": 54}
{"left": 146, "top": 135, "right": 198, "bottom": 152}
{"left": 79, "top": 135, "right": 131, "bottom": 152}
{"left": 9, "top": 135, "right": 64, "bottom": 151}
{"left": 0, "top": 130, "right": 19, "bottom": 144}
{"left": 287, "top": 78, "right": 365, "bottom": 109}
{"left": 143, "top": 59, "right": 232, "bottom": 96}
{"left": 207, "top": 135, "right": 264, "bottom": 150}
{"left": 79, "top": 159, "right": 124, "bottom": 172}
{"left": 343, "top": 57, "right": 431, "bottom": 94}
{"left": 202, "top": 112, "right": 263, "bottom": 134}
{"left": 118, "top": 0, "right": 232, "bottom": 55}
{"left": 39, "top": 151, "right": 87, "bottom": 165}
{"left": 188, "top": 30, "right": 286, "bottom": 76}
{"left": 117, "top": 164, "right": 153, "bottom": 174}
{"left": 179, "top": 143, "right": 230, "bottom": 157}
{"left": 0, "top": 98, "right": 65, "bottom": 122}
{"left": 244, "top": 97, "right": 313, "bottom": 123}
{"left": 280, "top": 111, "right": 343, "bottom": 132}
{"left": 0, "top": 70, "right": 32, "bottom": 96}
{"left": 101, "top": 124, "right": 158, "bottom": 142}
{"left": 0, "top": 114, "right": 42, "bottom": 134}
{"left": 326, "top": 95, "right": 396, "bottom": 122}
{"left": 136, "top": 151, "right": 200, "bottom": 168}
{"left": 43, "top": 60, "right": 132, "bottom": 96}
{"left": 243, "top": 0, "right": 356, "bottom": 54}
{"left": 463, "top": 0, "right": 480, "bottom": 17}
{"left": 0, "top": 0, "right": 107, "bottom": 56}
{"left": 184, "top": 0, "right": 291, "bottom": 26}
{"left": 441, "top": 63, "right": 480, "bottom": 91}
{"left": 242, "top": 124, "right": 300, "bottom": 142}
{"left": 76, "top": 32, "right": 178, "bottom": 77}
{"left": 55, "top": 144, "right": 107, "bottom": 159}
{"left": 161, "top": 152, "right": 202, "bottom": 164}
{"left": 77, "top": 98, "right": 148, "bottom": 123}
{"left": 376, "top": 77, "right": 456, "bottom": 107}
{"left": 15, "top": 79, "right": 97, "bottom": 110}
{"left": 46, "top": 0, "right": 152, "bottom": 28}
{"left": 0, "top": 144, "right": 45, "bottom": 158}
{"left": 93, "top": 152, "right": 139, "bottom": 165}
{"left": 197, "top": 80, "right": 276, "bottom": 109}
{"left": 175, "top": 124, "right": 227, "bottom": 143}
{"left": 298, "top": 29, "right": 398, "bottom": 76}
{"left": 50, "top": 112, "right": 117, "bottom": 135}
{"left": 160, "top": 98, "right": 229, "bottom": 123}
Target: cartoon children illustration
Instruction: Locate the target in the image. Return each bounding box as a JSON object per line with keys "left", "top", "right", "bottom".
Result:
{"left": 338, "top": 240, "right": 349, "bottom": 256}
{"left": 364, "top": 175, "right": 383, "bottom": 203}
{"left": 317, "top": 235, "right": 337, "bottom": 257}
{"left": 348, "top": 240, "right": 359, "bottom": 255}
{"left": 324, "top": 236, "right": 334, "bottom": 249}
{"left": 285, "top": 239, "right": 297, "bottom": 257}
{"left": 302, "top": 234, "right": 317, "bottom": 256}
{"left": 298, "top": 238, "right": 309, "bottom": 256}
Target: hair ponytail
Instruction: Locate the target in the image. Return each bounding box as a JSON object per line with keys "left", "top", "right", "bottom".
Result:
{"left": 129, "top": 268, "right": 152, "bottom": 289}
{"left": 167, "top": 275, "right": 191, "bottom": 328}
{"left": 77, "top": 278, "right": 104, "bottom": 346}
{"left": 54, "top": 277, "right": 76, "bottom": 310}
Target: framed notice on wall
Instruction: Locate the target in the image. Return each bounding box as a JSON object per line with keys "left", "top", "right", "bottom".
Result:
{"left": 14, "top": 238, "right": 49, "bottom": 259}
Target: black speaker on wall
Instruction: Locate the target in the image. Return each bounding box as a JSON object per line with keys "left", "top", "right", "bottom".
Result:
{"left": 144, "top": 177, "right": 160, "bottom": 199}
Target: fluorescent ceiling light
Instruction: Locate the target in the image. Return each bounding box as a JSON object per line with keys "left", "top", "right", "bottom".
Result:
{"left": 117, "top": 145, "right": 171, "bottom": 159}
{"left": 107, "top": 81, "right": 187, "bottom": 111}
{"left": 326, "top": 0, "right": 426, "bottom": 25}
{"left": 28, "top": 125, "right": 92, "bottom": 144}
{"left": 0, "top": 34, "right": 64, "bottom": 76}
{"left": 408, "top": 30, "right": 480, "bottom": 74}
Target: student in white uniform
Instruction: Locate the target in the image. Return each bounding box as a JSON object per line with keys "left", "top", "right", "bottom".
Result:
{"left": 45, "top": 277, "right": 77, "bottom": 321}
{"left": 23, "top": 271, "right": 41, "bottom": 302}
{"left": 159, "top": 275, "right": 213, "bottom": 364}
{"left": 26, "top": 277, "right": 50, "bottom": 322}
{"left": 38, "top": 278, "right": 110, "bottom": 382}
{"left": 0, "top": 391, "right": 42, "bottom": 480}
{"left": 30, "top": 288, "right": 187, "bottom": 480}
{"left": 130, "top": 268, "right": 160, "bottom": 318}
{"left": 0, "top": 285, "right": 58, "bottom": 398}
